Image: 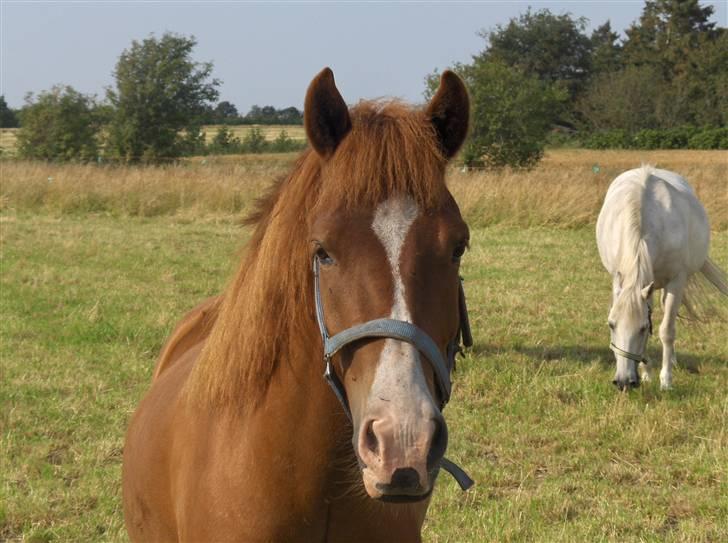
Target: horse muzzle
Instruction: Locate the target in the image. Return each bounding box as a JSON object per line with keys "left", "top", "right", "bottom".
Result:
{"left": 357, "top": 413, "right": 447, "bottom": 500}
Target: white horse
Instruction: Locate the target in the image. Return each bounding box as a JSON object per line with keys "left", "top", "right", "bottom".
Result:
{"left": 596, "top": 166, "right": 727, "bottom": 390}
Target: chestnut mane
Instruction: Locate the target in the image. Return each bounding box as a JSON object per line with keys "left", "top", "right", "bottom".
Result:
{"left": 186, "top": 100, "right": 448, "bottom": 408}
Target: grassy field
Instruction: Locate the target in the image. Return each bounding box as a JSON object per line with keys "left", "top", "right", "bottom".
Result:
{"left": 1, "top": 150, "right": 727, "bottom": 541}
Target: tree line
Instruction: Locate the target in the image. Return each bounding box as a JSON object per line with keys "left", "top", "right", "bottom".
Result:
{"left": 1, "top": 0, "right": 726, "bottom": 166}
{"left": 426, "top": 0, "right": 727, "bottom": 167}
{"left": 200, "top": 102, "right": 302, "bottom": 125}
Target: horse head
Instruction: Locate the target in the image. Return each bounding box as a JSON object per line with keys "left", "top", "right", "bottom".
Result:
{"left": 304, "top": 68, "right": 470, "bottom": 501}
{"left": 609, "top": 272, "right": 654, "bottom": 390}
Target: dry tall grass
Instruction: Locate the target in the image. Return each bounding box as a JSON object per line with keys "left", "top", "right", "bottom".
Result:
{"left": 452, "top": 149, "right": 727, "bottom": 229}
{"left": 1, "top": 149, "right": 726, "bottom": 228}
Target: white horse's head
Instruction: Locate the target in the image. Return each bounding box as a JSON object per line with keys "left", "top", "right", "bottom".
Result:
{"left": 608, "top": 274, "right": 654, "bottom": 390}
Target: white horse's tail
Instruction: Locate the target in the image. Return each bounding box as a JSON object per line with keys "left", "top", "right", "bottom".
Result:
{"left": 681, "top": 257, "right": 728, "bottom": 321}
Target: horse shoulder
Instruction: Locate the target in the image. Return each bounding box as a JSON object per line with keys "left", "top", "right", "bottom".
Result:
{"left": 153, "top": 296, "right": 222, "bottom": 381}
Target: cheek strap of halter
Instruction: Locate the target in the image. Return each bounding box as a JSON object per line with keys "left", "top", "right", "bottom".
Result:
{"left": 313, "top": 256, "right": 474, "bottom": 491}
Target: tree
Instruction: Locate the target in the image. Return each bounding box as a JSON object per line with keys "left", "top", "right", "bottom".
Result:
{"left": 678, "top": 29, "right": 728, "bottom": 127}
{"left": 479, "top": 8, "right": 592, "bottom": 99}
{"left": 590, "top": 21, "right": 622, "bottom": 76}
{"left": 107, "top": 33, "right": 220, "bottom": 162}
{"left": 0, "top": 96, "right": 19, "bottom": 128}
{"left": 276, "top": 107, "right": 303, "bottom": 125}
{"left": 623, "top": 0, "right": 716, "bottom": 75}
{"left": 214, "top": 101, "right": 240, "bottom": 124}
{"left": 577, "top": 65, "right": 665, "bottom": 132}
{"left": 618, "top": 0, "right": 724, "bottom": 128}
{"left": 16, "top": 86, "right": 101, "bottom": 161}
{"left": 427, "top": 61, "right": 567, "bottom": 169}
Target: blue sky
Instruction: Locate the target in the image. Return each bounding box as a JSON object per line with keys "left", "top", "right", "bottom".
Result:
{"left": 2, "top": 1, "right": 726, "bottom": 111}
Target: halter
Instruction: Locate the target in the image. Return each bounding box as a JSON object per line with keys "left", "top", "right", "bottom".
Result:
{"left": 313, "top": 255, "right": 474, "bottom": 491}
{"left": 610, "top": 304, "right": 653, "bottom": 363}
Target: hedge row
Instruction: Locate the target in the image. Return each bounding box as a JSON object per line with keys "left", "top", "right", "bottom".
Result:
{"left": 584, "top": 127, "right": 728, "bottom": 150}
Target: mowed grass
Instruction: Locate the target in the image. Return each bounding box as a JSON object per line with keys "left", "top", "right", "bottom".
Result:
{"left": 1, "top": 149, "right": 727, "bottom": 541}
{"left": 0, "top": 125, "right": 306, "bottom": 157}
{"left": 201, "top": 124, "right": 306, "bottom": 143}
{"left": 1, "top": 215, "right": 726, "bottom": 542}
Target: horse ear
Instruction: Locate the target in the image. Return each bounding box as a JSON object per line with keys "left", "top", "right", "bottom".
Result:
{"left": 304, "top": 67, "right": 351, "bottom": 157}
{"left": 641, "top": 282, "right": 654, "bottom": 300}
{"left": 426, "top": 70, "right": 470, "bottom": 159}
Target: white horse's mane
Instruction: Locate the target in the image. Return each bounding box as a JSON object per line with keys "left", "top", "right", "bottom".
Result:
{"left": 614, "top": 166, "right": 655, "bottom": 315}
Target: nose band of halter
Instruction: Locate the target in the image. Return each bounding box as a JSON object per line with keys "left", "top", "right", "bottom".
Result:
{"left": 323, "top": 318, "right": 454, "bottom": 404}
{"left": 610, "top": 343, "right": 650, "bottom": 363}
{"left": 312, "top": 256, "right": 474, "bottom": 491}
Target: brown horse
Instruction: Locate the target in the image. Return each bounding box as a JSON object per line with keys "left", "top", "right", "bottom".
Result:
{"left": 123, "top": 67, "right": 471, "bottom": 542}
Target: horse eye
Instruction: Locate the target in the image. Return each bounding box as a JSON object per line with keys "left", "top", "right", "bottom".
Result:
{"left": 316, "top": 246, "right": 333, "bottom": 265}
{"left": 639, "top": 325, "right": 647, "bottom": 333}
{"left": 608, "top": 321, "right": 615, "bottom": 330}
{"left": 452, "top": 242, "right": 467, "bottom": 263}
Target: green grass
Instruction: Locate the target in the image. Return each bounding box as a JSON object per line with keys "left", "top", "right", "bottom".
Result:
{"left": 1, "top": 215, "right": 726, "bottom": 542}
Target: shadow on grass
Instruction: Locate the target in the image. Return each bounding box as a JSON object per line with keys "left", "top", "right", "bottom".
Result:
{"left": 469, "top": 342, "right": 714, "bottom": 371}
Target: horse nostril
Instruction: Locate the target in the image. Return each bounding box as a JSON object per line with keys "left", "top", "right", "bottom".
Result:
{"left": 365, "top": 420, "right": 378, "bottom": 455}
{"left": 390, "top": 467, "right": 420, "bottom": 489}
{"left": 630, "top": 380, "right": 640, "bottom": 388}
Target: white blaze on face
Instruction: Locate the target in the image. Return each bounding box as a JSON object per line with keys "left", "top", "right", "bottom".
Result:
{"left": 369, "top": 196, "right": 436, "bottom": 411}
{"left": 372, "top": 196, "right": 418, "bottom": 322}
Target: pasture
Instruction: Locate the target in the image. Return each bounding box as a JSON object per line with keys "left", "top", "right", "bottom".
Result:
{"left": 1, "top": 150, "right": 726, "bottom": 541}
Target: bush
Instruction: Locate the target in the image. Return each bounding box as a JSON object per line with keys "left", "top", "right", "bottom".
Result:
{"left": 688, "top": 127, "right": 728, "bottom": 149}
{"left": 584, "top": 129, "right": 631, "bottom": 149}
{"left": 240, "top": 127, "right": 268, "bottom": 153}
{"left": 583, "top": 126, "right": 727, "bottom": 150}
{"left": 207, "top": 126, "right": 242, "bottom": 154}
{"left": 632, "top": 127, "right": 694, "bottom": 149}
{"left": 269, "top": 130, "right": 305, "bottom": 153}
{"left": 16, "top": 86, "right": 101, "bottom": 162}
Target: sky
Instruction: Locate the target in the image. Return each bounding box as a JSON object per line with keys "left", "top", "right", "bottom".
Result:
{"left": 1, "top": 1, "right": 726, "bottom": 112}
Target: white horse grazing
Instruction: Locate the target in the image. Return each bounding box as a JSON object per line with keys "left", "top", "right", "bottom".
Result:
{"left": 596, "top": 166, "right": 727, "bottom": 390}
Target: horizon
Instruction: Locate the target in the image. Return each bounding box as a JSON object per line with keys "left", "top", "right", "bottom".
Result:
{"left": 2, "top": 1, "right": 726, "bottom": 112}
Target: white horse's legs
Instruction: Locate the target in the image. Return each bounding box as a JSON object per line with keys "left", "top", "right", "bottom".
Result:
{"left": 659, "top": 274, "right": 687, "bottom": 390}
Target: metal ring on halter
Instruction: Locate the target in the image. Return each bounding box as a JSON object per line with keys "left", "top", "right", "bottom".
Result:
{"left": 312, "top": 255, "right": 474, "bottom": 491}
